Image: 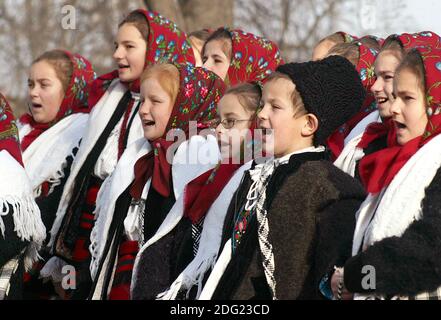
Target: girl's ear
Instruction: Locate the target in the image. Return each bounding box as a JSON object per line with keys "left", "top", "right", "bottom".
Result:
{"left": 301, "top": 113, "right": 319, "bottom": 137}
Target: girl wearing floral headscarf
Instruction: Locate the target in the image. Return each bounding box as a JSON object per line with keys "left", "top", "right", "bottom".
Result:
{"left": 41, "top": 9, "right": 195, "bottom": 300}
{"left": 16, "top": 49, "right": 95, "bottom": 299}
{"left": 335, "top": 31, "right": 441, "bottom": 179}
{"left": 89, "top": 63, "right": 225, "bottom": 300}
{"left": 331, "top": 46, "right": 441, "bottom": 300}
{"left": 202, "top": 27, "right": 283, "bottom": 86}
{"left": 0, "top": 93, "right": 45, "bottom": 300}
{"left": 140, "top": 82, "right": 262, "bottom": 301}
{"left": 18, "top": 50, "right": 95, "bottom": 234}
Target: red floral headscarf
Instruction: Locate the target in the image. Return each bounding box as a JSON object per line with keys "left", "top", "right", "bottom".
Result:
{"left": 327, "top": 42, "right": 378, "bottom": 159}
{"left": 0, "top": 93, "right": 23, "bottom": 166}
{"left": 19, "top": 51, "right": 96, "bottom": 151}
{"left": 357, "top": 31, "right": 441, "bottom": 153}
{"left": 398, "top": 31, "right": 441, "bottom": 49}
{"left": 360, "top": 46, "right": 441, "bottom": 194}
{"left": 213, "top": 28, "right": 283, "bottom": 86}
{"left": 130, "top": 64, "right": 226, "bottom": 199}
{"left": 88, "top": 10, "right": 195, "bottom": 107}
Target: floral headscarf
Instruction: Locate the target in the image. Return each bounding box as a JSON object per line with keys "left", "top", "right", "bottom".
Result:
{"left": 360, "top": 46, "right": 441, "bottom": 194}
{"left": 88, "top": 10, "right": 196, "bottom": 106}
{"left": 357, "top": 31, "right": 441, "bottom": 154}
{"left": 213, "top": 28, "right": 283, "bottom": 86}
{"left": 130, "top": 64, "right": 226, "bottom": 199}
{"left": 20, "top": 51, "right": 96, "bottom": 151}
{"left": 0, "top": 93, "right": 22, "bottom": 166}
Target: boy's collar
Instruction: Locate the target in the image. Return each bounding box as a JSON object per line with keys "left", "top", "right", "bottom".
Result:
{"left": 276, "top": 145, "right": 326, "bottom": 165}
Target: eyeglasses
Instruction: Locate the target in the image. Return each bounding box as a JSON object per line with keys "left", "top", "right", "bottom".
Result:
{"left": 212, "top": 118, "right": 254, "bottom": 129}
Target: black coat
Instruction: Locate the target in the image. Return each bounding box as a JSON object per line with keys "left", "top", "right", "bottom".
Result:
{"left": 0, "top": 207, "right": 29, "bottom": 300}
{"left": 212, "top": 151, "right": 366, "bottom": 300}
{"left": 344, "top": 164, "right": 441, "bottom": 297}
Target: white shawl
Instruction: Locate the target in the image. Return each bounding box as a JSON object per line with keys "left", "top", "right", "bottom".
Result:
{"left": 48, "top": 79, "right": 143, "bottom": 248}
{"left": 0, "top": 151, "right": 46, "bottom": 270}
{"left": 89, "top": 134, "right": 220, "bottom": 299}
{"left": 352, "top": 133, "right": 441, "bottom": 300}
{"left": 18, "top": 113, "right": 88, "bottom": 197}
{"left": 157, "top": 161, "right": 252, "bottom": 300}
{"left": 334, "top": 111, "right": 381, "bottom": 177}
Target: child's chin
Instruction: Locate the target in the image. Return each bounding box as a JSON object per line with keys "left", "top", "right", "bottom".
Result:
{"left": 118, "top": 73, "right": 137, "bottom": 83}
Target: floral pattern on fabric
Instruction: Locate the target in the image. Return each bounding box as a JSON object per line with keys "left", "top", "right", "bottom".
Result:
{"left": 130, "top": 64, "right": 226, "bottom": 199}
{"left": 232, "top": 206, "right": 254, "bottom": 253}
{"left": 168, "top": 64, "right": 224, "bottom": 131}
{"left": 88, "top": 9, "right": 196, "bottom": 106}
{"left": 0, "top": 94, "right": 22, "bottom": 166}
{"left": 360, "top": 46, "right": 441, "bottom": 194}
{"left": 19, "top": 51, "right": 96, "bottom": 151}
{"left": 217, "top": 28, "right": 284, "bottom": 86}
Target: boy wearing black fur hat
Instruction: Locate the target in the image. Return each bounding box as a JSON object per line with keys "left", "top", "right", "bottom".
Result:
{"left": 200, "top": 55, "right": 367, "bottom": 300}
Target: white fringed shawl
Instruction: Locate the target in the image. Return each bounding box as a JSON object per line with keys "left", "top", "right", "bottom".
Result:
{"left": 157, "top": 162, "right": 252, "bottom": 300}
{"left": 0, "top": 151, "right": 46, "bottom": 270}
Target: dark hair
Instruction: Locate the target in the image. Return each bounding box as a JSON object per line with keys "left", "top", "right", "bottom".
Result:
{"left": 225, "top": 82, "right": 262, "bottom": 114}
{"left": 396, "top": 49, "right": 426, "bottom": 96}
{"left": 201, "top": 28, "right": 233, "bottom": 61}
{"left": 327, "top": 42, "right": 360, "bottom": 66}
{"left": 33, "top": 50, "right": 73, "bottom": 93}
{"left": 119, "top": 11, "right": 150, "bottom": 42}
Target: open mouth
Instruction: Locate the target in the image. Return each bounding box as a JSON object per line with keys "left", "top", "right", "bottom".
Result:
{"left": 376, "top": 97, "right": 389, "bottom": 105}
{"left": 118, "top": 64, "right": 130, "bottom": 70}
{"left": 32, "top": 103, "right": 43, "bottom": 109}
{"left": 394, "top": 121, "right": 406, "bottom": 130}
{"left": 143, "top": 119, "right": 155, "bottom": 127}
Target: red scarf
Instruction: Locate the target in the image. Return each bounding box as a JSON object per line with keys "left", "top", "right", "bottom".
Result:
{"left": 327, "top": 43, "right": 378, "bottom": 159}
{"left": 213, "top": 28, "right": 283, "bottom": 86}
{"left": 20, "top": 51, "right": 96, "bottom": 151}
{"left": 130, "top": 64, "right": 226, "bottom": 199}
{"left": 398, "top": 31, "right": 441, "bottom": 49}
{"left": 357, "top": 119, "right": 395, "bottom": 150}
{"left": 360, "top": 46, "right": 441, "bottom": 194}
{"left": 356, "top": 31, "right": 440, "bottom": 152}
{"left": 0, "top": 93, "right": 23, "bottom": 166}
{"left": 88, "top": 9, "right": 195, "bottom": 108}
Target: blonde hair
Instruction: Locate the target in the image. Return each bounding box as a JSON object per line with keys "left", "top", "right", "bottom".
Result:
{"left": 33, "top": 50, "right": 72, "bottom": 93}
{"left": 265, "top": 72, "right": 307, "bottom": 117}
{"left": 141, "top": 64, "right": 180, "bottom": 105}
{"left": 327, "top": 42, "right": 360, "bottom": 66}
{"left": 224, "top": 82, "right": 261, "bottom": 114}
{"left": 396, "top": 49, "right": 426, "bottom": 96}
{"left": 380, "top": 36, "right": 405, "bottom": 61}
{"left": 317, "top": 32, "right": 346, "bottom": 46}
